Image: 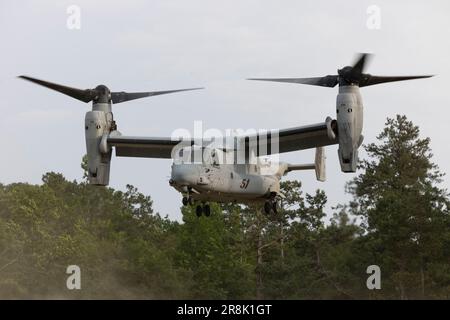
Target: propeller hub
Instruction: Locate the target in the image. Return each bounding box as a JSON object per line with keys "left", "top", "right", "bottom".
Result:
{"left": 337, "top": 66, "right": 353, "bottom": 76}
{"left": 93, "top": 85, "right": 111, "bottom": 103}
{"left": 338, "top": 66, "right": 362, "bottom": 86}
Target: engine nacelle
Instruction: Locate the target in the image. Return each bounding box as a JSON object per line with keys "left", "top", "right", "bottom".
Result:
{"left": 85, "top": 110, "right": 112, "bottom": 185}
{"left": 336, "top": 85, "right": 363, "bottom": 172}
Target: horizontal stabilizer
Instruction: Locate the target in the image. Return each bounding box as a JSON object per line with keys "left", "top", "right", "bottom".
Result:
{"left": 287, "top": 147, "right": 326, "bottom": 182}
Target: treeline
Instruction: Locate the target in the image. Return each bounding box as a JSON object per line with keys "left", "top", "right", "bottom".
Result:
{"left": 0, "top": 115, "right": 449, "bottom": 299}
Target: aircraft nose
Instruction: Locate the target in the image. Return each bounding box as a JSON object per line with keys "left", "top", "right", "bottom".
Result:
{"left": 170, "top": 164, "right": 197, "bottom": 186}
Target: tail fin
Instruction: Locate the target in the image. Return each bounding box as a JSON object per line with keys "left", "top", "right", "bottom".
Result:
{"left": 287, "top": 147, "right": 326, "bottom": 182}
{"left": 314, "top": 147, "right": 326, "bottom": 181}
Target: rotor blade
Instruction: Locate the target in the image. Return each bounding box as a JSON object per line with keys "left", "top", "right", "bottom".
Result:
{"left": 351, "top": 53, "right": 372, "bottom": 75}
{"left": 18, "top": 75, "right": 96, "bottom": 103}
{"left": 247, "top": 75, "right": 338, "bottom": 87}
{"left": 111, "top": 87, "right": 204, "bottom": 104}
{"left": 359, "top": 75, "right": 433, "bottom": 87}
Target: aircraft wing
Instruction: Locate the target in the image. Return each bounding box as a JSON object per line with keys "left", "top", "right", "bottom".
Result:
{"left": 240, "top": 119, "right": 338, "bottom": 155}
{"left": 107, "top": 136, "right": 192, "bottom": 159}
{"left": 107, "top": 118, "right": 337, "bottom": 159}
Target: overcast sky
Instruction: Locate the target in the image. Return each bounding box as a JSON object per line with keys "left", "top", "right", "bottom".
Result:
{"left": 1, "top": 0, "right": 449, "bottom": 221}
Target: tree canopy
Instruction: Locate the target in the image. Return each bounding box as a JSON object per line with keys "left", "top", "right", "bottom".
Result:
{"left": 0, "top": 114, "right": 449, "bottom": 299}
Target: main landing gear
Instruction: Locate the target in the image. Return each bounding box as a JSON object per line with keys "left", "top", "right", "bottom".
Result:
{"left": 264, "top": 194, "right": 279, "bottom": 215}
{"left": 182, "top": 195, "right": 194, "bottom": 206}
{"left": 182, "top": 195, "right": 210, "bottom": 218}
{"left": 195, "top": 204, "right": 211, "bottom": 217}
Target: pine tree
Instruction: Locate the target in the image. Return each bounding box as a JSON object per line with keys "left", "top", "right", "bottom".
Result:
{"left": 347, "top": 115, "right": 450, "bottom": 299}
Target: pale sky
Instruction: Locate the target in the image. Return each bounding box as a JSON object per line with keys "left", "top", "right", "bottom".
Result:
{"left": 1, "top": 0, "right": 449, "bottom": 220}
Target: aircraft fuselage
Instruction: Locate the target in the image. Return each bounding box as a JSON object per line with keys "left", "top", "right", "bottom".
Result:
{"left": 169, "top": 163, "right": 280, "bottom": 205}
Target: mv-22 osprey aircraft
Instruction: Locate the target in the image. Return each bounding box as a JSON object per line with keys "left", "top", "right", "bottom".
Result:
{"left": 19, "top": 54, "right": 431, "bottom": 217}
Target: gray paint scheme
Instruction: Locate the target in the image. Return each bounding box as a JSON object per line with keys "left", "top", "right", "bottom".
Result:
{"left": 18, "top": 54, "right": 432, "bottom": 209}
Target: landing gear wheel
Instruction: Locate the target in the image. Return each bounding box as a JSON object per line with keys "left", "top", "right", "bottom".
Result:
{"left": 272, "top": 201, "right": 278, "bottom": 214}
{"left": 203, "top": 204, "right": 211, "bottom": 217}
{"left": 188, "top": 196, "right": 194, "bottom": 206}
{"left": 264, "top": 201, "right": 272, "bottom": 215}
{"left": 196, "top": 205, "right": 203, "bottom": 217}
{"left": 182, "top": 197, "right": 189, "bottom": 206}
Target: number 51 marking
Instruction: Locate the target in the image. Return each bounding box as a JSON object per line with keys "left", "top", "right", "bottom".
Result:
{"left": 240, "top": 179, "right": 250, "bottom": 189}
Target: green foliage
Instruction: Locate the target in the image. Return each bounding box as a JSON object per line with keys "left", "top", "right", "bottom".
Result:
{"left": 175, "top": 203, "right": 254, "bottom": 299}
{"left": 0, "top": 114, "right": 449, "bottom": 299}
{"left": 0, "top": 173, "right": 185, "bottom": 298}
{"left": 347, "top": 115, "right": 450, "bottom": 299}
